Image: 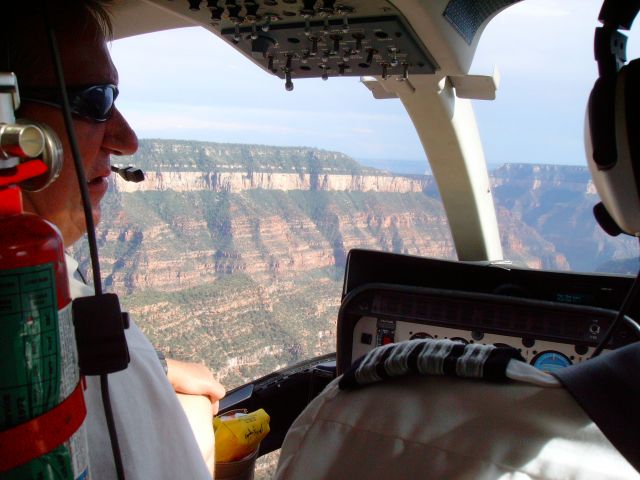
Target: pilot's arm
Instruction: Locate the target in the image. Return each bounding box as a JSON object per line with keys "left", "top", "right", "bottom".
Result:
{"left": 166, "top": 358, "right": 226, "bottom": 477}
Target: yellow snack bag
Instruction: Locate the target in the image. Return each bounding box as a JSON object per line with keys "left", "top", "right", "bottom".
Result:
{"left": 214, "top": 409, "right": 270, "bottom": 462}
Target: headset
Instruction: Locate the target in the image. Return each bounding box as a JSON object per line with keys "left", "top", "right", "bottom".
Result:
{"left": 587, "top": 0, "right": 640, "bottom": 236}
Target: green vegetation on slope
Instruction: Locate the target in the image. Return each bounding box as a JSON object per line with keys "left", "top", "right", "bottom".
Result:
{"left": 117, "top": 138, "right": 384, "bottom": 175}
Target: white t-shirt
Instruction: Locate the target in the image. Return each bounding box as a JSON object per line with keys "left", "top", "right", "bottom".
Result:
{"left": 66, "top": 255, "right": 211, "bottom": 479}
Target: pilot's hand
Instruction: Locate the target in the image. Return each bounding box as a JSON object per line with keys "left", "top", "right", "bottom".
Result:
{"left": 166, "top": 359, "right": 226, "bottom": 414}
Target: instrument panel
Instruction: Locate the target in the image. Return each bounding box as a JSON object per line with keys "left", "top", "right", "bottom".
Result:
{"left": 353, "top": 316, "right": 587, "bottom": 374}
{"left": 337, "top": 284, "right": 636, "bottom": 375}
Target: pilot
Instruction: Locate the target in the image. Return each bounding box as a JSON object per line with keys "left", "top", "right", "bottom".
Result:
{"left": 4, "top": 1, "right": 223, "bottom": 478}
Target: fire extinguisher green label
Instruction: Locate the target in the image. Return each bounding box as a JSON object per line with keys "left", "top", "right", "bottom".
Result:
{"left": 0, "top": 263, "right": 60, "bottom": 429}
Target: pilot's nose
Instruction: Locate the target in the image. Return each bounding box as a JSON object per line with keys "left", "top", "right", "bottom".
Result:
{"left": 103, "top": 107, "right": 138, "bottom": 156}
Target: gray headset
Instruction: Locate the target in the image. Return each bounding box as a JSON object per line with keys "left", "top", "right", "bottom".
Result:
{"left": 586, "top": 0, "right": 640, "bottom": 236}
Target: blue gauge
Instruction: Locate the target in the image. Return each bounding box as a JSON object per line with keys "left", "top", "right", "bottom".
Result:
{"left": 531, "top": 351, "right": 572, "bottom": 373}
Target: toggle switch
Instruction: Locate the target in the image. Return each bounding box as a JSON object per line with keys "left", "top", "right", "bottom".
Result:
{"left": 342, "top": 49, "right": 350, "bottom": 62}
{"left": 381, "top": 63, "right": 388, "bottom": 80}
{"left": 301, "top": 49, "right": 310, "bottom": 63}
{"left": 310, "top": 36, "right": 319, "bottom": 56}
{"left": 323, "top": 17, "right": 330, "bottom": 35}
{"left": 262, "top": 15, "right": 271, "bottom": 32}
{"left": 330, "top": 34, "right": 341, "bottom": 54}
{"left": 336, "top": 4, "right": 353, "bottom": 33}
{"left": 301, "top": 0, "right": 316, "bottom": 36}
{"left": 245, "top": 2, "right": 260, "bottom": 39}
{"left": 209, "top": 6, "right": 224, "bottom": 23}
{"left": 226, "top": 2, "right": 242, "bottom": 19}
{"left": 321, "top": 50, "right": 330, "bottom": 63}
{"left": 267, "top": 55, "right": 276, "bottom": 73}
{"left": 352, "top": 32, "right": 364, "bottom": 53}
{"left": 389, "top": 47, "right": 399, "bottom": 67}
{"left": 398, "top": 63, "right": 409, "bottom": 81}
{"left": 245, "top": 1, "right": 259, "bottom": 16}
{"left": 302, "top": 0, "right": 317, "bottom": 11}
{"left": 233, "top": 23, "right": 241, "bottom": 42}
{"left": 338, "top": 63, "right": 347, "bottom": 76}
{"left": 304, "top": 17, "right": 312, "bottom": 36}
{"left": 321, "top": 64, "right": 329, "bottom": 80}
{"left": 365, "top": 48, "right": 375, "bottom": 66}
{"left": 285, "top": 71, "right": 294, "bottom": 91}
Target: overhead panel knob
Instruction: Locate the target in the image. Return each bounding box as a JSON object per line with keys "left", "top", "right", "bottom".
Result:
{"left": 208, "top": 1, "right": 224, "bottom": 23}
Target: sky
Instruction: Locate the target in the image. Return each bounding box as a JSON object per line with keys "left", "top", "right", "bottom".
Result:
{"left": 110, "top": 0, "right": 640, "bottom": 168}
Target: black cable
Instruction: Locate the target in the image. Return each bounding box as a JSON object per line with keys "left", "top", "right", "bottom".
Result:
{"left": 40, "top": 1, "right": 102, "bottom": 295}
{"left": 41, "top": 4, "right": 125, "bottom": 479}
{"left": 591, "top": 237, "right": 640, "bottom": 358}
{"left": 101, "top": 375, "right": 127, "bottom": 479}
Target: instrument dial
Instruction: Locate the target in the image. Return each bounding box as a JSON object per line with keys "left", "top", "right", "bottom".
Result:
{"left": 531, "top": 351, "right": 572, "bottom": 373}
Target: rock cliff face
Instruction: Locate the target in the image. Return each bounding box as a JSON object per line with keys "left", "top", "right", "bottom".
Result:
{"left": 73, "top": 140, "right": 632, "bottom": 388}
{"left": 114, "top": 171, "right": 427, "bottom": 194}
{"left": 490, "top": 163, "right": 636, "bottom": 271}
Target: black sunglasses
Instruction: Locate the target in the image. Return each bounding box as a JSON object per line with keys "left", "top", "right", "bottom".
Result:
{"left": 20, "top": 84, "right": 119, "bottom": 122}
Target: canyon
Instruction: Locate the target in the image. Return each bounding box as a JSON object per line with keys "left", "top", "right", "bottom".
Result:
{"left": 73, "top": 139, "right": 637, "bottom": 389}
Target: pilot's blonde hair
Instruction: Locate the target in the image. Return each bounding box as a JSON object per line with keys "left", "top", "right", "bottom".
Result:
{"left": 1, "top": 1, "right": 115, "bottom": 82}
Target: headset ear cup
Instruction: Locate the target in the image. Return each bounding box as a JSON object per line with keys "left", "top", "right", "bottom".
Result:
{"left": 588, "top": 75, "right": 618, "bottom": 169}
{"left": 587, "top": 59, "right": 640, "bottom": 236}
{"left": 622, "top": 58, "right": 640, "bottom": 175}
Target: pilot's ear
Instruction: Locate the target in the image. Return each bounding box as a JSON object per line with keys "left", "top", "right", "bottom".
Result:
{"left": 586, "top": 57, "right": 640, "bottom": 236}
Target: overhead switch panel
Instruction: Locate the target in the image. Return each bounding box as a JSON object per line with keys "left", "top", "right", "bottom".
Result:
{"left": 170, "top": 0, "right": 438, "bottom": 89}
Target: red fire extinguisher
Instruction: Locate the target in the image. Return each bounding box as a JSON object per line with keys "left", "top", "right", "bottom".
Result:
{"left": 0, "top": 160, "right": 90, "bottom": 479}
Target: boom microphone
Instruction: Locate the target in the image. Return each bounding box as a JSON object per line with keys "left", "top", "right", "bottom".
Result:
{"left": 111, "top": 165, "right": 145, "bottom": 183}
